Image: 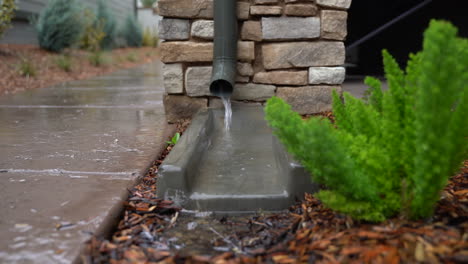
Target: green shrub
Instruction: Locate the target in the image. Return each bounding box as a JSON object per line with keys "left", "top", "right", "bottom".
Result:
{"left": 0, "top": 0, "right": 16, "bottom": 39}
{"left": 88, "top": 51, "right": 108, "bottom": 67}
{"left": 126, "top": 51, "right": 137, "bottom": 62}
{"left": 141, "top": 0, "right": 157, "bottom": 8}
{"left": 122, "top": 15, "right": 142, "bottom": 47}
{"left": 55, "top": 54, "right": 72, "bottom": 72}
{"left": 265, "top": 20, "right": 468, "bottom": 222}
{"left": 36, "top": 0, "right": 83, "bottom": 52}
{"left": 142, "top": 27, "right": 159, "bottom": 47}
{"left": 79, "top": 8, "right": 106, "bottom": 52}
{"left": 96, "top": 0, "right": 116, "bottom": 50}
{"left": 17, "top": 56, "right": 36, "bottom": 77}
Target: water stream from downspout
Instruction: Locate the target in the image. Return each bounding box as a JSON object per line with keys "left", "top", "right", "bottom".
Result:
{"left": 221, "top": 96, "right": 232, "bottom": 131}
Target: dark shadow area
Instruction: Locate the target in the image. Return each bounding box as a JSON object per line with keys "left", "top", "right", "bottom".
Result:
{"left": 346, "top": 0, "right": 468, "bottom": 76}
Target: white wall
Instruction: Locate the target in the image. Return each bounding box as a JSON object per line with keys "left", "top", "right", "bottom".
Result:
{"left": 137, "top": 9, "right": 162, "bottom": 32}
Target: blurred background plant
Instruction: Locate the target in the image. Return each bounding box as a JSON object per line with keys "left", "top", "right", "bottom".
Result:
{"left": 17, "top": 55, "right": 36, "bottom": 77}
{"left": 142, "top": 27, "right": 159, "bottom": 47}
{"left": 35, "top": 0, "right": 83, "bottom": 52}
{"left": 97, "top": 0, "right": 117, "bottom": 50}
{"left": 141, "top": 0, "right": 157, "bottom": 8}
{"left": 0, "top": 0, "right": 16, "bottom": 40}
{"left": 122, "top": 14, "right": 143, "bottom": 47}
{"left": 80, "top": 8, "right": 106, "bottom": 52}
{"left": 55, "top": 54, "right": 72, "bottom": 72}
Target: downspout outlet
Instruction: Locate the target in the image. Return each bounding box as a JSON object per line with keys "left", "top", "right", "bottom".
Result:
{"left": 209, "top": 0, "right": 238, "bottom": 98}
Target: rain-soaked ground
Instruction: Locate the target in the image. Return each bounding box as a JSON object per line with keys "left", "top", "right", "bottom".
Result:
{"left": 0, "top": 61, "right": 174, "bottom": 263}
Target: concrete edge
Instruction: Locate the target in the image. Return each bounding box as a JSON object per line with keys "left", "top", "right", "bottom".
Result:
{"left": 74, "top": 123, "right": 177, "bottom": 264}
{"left": 156, "top": 110, "right": 213, "bottom": 203}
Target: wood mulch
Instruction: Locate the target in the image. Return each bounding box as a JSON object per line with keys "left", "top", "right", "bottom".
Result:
{"left": 0, "top": 44, "right": 159, "bottom": 96}
{"left": 81, "top": 115, "right": 468, "bottom": 264}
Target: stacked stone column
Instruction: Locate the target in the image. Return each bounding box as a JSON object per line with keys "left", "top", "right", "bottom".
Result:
{"left": 158, "top": 0, "right": 351, "bottom": 123}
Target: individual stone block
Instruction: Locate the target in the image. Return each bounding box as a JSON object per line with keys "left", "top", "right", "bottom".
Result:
{"left": 232, "top": 83, "right": 276, "bottom": 101}
{"left": 250, "top": 6, "right": 283, "bottom": 16}
{"left": 309, "top": 67, "right": 346, "bottom": 84}
{"left": 237, "top": 41, "right": 255, "bottom": 62}
{"left": 158, "top": 19, "right": 190, "bottom": 40}
{"left": 254, "top": 0, "right": 278, "bottom": 4}
{"left": 316, "top": 0, "right": 352, "bottom": 9}
{"left": 276, "top": 86, "right": 342, "bottom": 114}
{"left": 164, "top": 95, "right": 208, "bottom": 123}
{"left": 262, "top": 41, "right": 345, "bottom": 69}
{"left": 237, "top": 63, "right": 254, "bottom": 76}
{"left": 241, "top": 21, "right": 262, "bottom": 41}
{"left": 285, "top": 4, "right": 318, "bottom": 16}
{"left": 209, "top": 98, "right": 262, "bottom": 108}
{"left": 185, "top": 66, "right": 211, "bottom": 96}
{"left": 236, "top": 76, "right": 250, "bottom": 83}
{"left": 191, "top": 20, "right": 214, "bottom": 39}
{"left": 253, "top": 71, "right": 308, "bottom": 85}
{"left": 158, "top": 0, "right": 213, "bottom": 19}
{"left": 161, "top": 41, "right": 255, "bottom": 63}
{"left": 321, "top": 10, "right": 348, "bottom": 40}
{"left": 161, "top": 42, "right": 212, "bottom": 63}
{"left": 237, "top": 2, "right": 251, "bottom": 20}
{"left": 285, "top": 0, "right": 313, "bottom": 2}
{"left": 262, "top": 17, "right": 320, "bottom": 40}
{"left": 163, "top": 64, "right": 184, "bottom": 94}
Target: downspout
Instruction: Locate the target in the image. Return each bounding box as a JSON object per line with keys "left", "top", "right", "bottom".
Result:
{"left": 209, "top": 0, "right": 238, "bottom": 98}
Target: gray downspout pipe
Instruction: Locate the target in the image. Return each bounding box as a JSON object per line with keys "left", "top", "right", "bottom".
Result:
{"left": 209, "top": 0, "right": 238, "bottom": 98}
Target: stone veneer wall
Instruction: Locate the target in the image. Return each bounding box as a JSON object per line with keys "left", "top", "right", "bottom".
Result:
{"left": 158, "top": 0, "right": 351, "bottom": 123}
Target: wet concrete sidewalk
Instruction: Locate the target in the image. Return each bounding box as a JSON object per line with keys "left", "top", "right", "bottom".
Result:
{"left": 0, "top": 62, "right": 172, "bottom": 263}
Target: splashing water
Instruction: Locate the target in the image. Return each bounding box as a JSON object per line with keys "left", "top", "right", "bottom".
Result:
{"left": 221, "top": 96, "right": 232, "bottom": 131}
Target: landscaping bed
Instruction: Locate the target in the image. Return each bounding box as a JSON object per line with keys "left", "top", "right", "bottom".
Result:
{"left": 0, "top": 44, "right": 159, "bottom": 96}
{"left": 82, "top": 115, "right": 468, "bottom": 264}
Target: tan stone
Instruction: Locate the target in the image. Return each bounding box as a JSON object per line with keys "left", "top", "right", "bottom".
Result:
{"left": 237, "top": 62, "right": 254, "bottom": 76}
{"left": 232, "top": 83, "right": 276, "bottom": 101}
{"left": 163, "top": 95, "right": 208, "bottom": 123}
{"left": 316, "top": 0, "right": 351, "bottom": 9}
{"left": 321, "top": 10, "right": 348, "bottom": 40}
{"left": 160, "top": 41, "right": 255, "bottom": 63}
{"left": 285, "top": 4, "right": 318, "bottom": 16}
{"left": 262, "top": 41, "right": 345, "bottom": 69}
{"left": 158, "top": 0, "right": 213, "bottom": 19}
{"left": 276, "top": 86, "right": 342, "bottom": 114}
{"left": 158, "top": 0, "right": 249, "bottom": 20}
{"left": 160, "top": 42, "right": 212, "bottom": 63}
{"left": 241, "top": 21, "right": 262, "bottom": 41}
{"left": 236, "top": 76, "right": 250, "bottom": 83}
{"left": 237, "top": 2, "right": 251, "bottom": 20}
{"left": 253, "top": 71, "right": 308, "bottom": 85}
{"left": 250, "top": 6, "right": 283, "bottom": 16}
{"left": 254, "top": 0, "right": 278, "bottom": 4}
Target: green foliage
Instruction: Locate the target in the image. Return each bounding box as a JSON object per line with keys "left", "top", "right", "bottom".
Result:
{"left": 0, "top": 0, "right": 16, "bottom": 39}
{"left": 122, "top": 15, "right": 142, "bottom": 47}
{"left": 55, "top": 54, "right": 72, "bottom": 72}
{"left": 265, "top": 20, "right": 468, "bottom": 222}
{"left": 96, "top": 0, "right": 116, "bottom": 50}
{"left": 141, "top": 0, "right": 157, "bottom": 8}
{"left": 36, "top": 0, "right": 83, "bottom": 52}
{"left": 142, "top": 27, "right": 159, "bottom": 47}
{"left": 17, "top": 56, "right": 36, "bottom": 77}
{"left": 88, "top": 51, "right": 108, "bottom": 67}
{"left": 79, "top": 8, "right": 106, "bottom": 52}
{"left": 126, "top": 51, "right": 138, "bottom": 62}
{"left": 166, "top": 133, "right": 180, "bottom": 145}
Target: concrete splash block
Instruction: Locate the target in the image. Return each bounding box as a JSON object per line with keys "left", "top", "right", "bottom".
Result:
{"left": 157, "top": 105, "right": 318, "bottom": 212}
